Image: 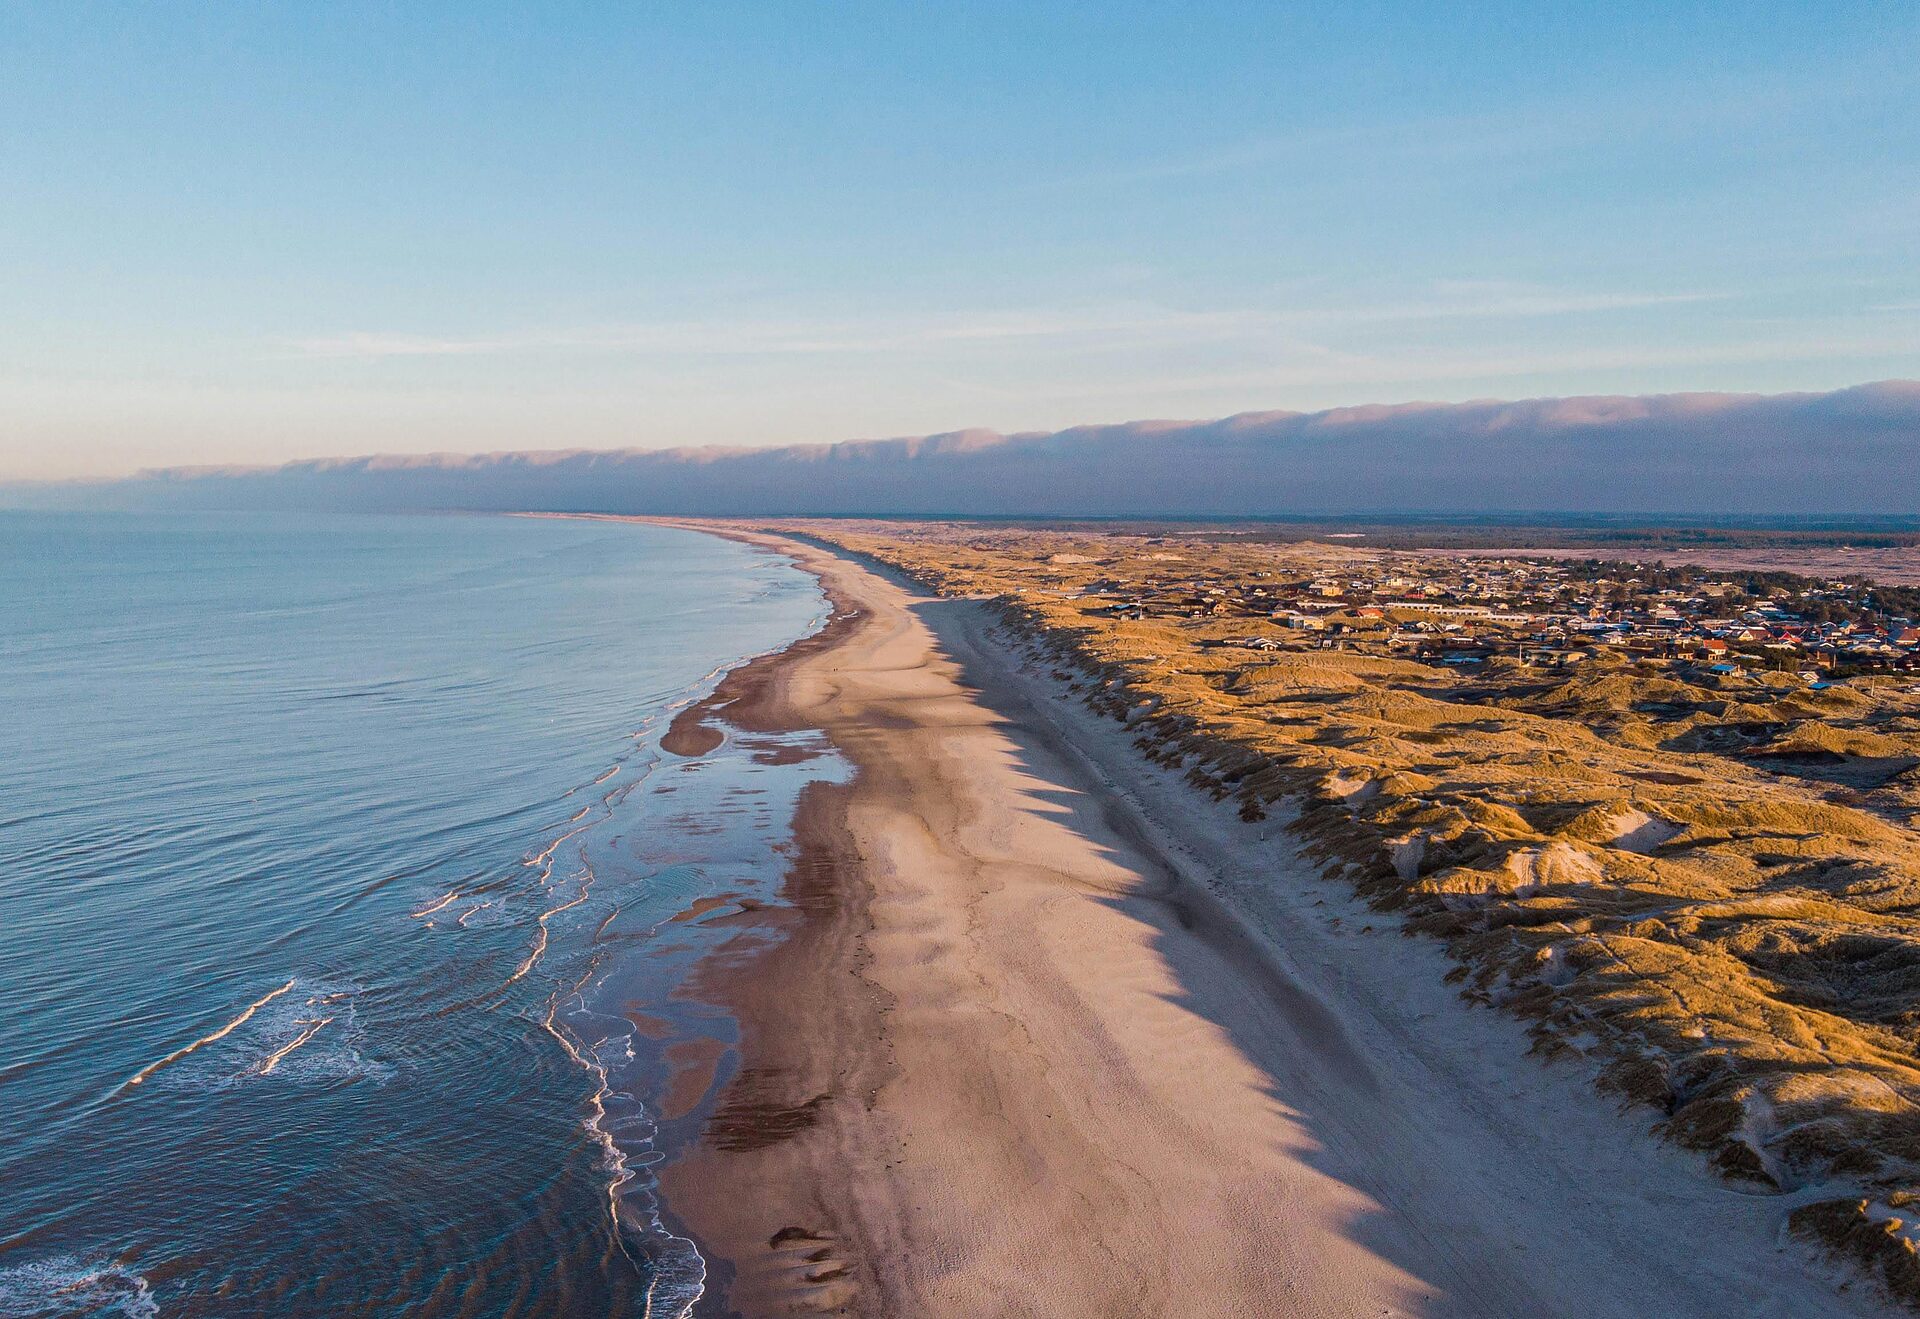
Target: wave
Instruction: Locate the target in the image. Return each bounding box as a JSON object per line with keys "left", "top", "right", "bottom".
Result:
{"left": 225, "top": 984, "right": 390, "bottom": 1087}
{"left": 506, "top": 871, "right": 601, "bottom": 986}
{"left": 408, "top": 891, "right": 459, "bottom": 919}
{"left": 0, "top": 1257, "right": 157, "bottom": 1319}
{"left": 121, "top": 980, "right": 390, "bottom": 1094}
{"left": 503, "top": 923, "right": 551, "bottom": 986}
{"left": 540, "top": 979, "right": 706, "bottom": 1319}
{"left": 121, "top": 980, "right": 295, "bottom": 1090}
{"left": 253, "top": 1016, "right": 330, "bottom": 1076}
{"left": 481, "top": 706, "right": 732, "bottom": 1312}
{"left": 492, "top": 755, "right": 657, "bottom": 985}
{"left": 2, "top": 509, "right": 837, "bottom": 1317}
{"left": 392, "top": 630, "right": 828, "bottom": 1311}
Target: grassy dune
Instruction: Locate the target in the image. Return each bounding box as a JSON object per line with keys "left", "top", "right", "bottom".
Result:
{"left": 777, "top": 519, "right": 1920, "bottom": 1303}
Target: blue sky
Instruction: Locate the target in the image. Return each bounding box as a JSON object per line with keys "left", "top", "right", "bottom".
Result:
{"left": 3, "top": 2, "right": 1917, "bottom": 478}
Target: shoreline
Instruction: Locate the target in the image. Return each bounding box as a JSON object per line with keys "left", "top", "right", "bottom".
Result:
{"left": 638, "top": 519, "right": 1888, "bottom": 1317}
{"left": 645, "top": 527, "right": 892, "bottom": 1314}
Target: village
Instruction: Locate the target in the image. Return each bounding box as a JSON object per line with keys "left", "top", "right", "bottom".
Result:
{"left": 1080, "top": 549, "right": 1920, "bottom": 679}
{"left": 799, "top": 515, "right": 1920, "bottom": 822}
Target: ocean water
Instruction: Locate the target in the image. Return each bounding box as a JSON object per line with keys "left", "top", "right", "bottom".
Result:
{"left": 0, "top": 512, "right": 840, "bottom": 1317}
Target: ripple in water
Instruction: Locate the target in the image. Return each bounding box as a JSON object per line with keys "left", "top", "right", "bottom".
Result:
{"left": 0, "top": 511, "right": 839, "bottom": 1316}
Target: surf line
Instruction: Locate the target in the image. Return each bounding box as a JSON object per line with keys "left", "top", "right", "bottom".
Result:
{"left": 526, "top": 823, "right": 591, "bottom": 882}
{"left": 538, "top": 982, "right": 641, "bottom": 1261}
{"left": 256, "top": 1017, "right": 331, "bottom": 1076}
{"left": 122, "top": 979, "right": 297, "bottom": 1090}
{"left": 539, "top": 970, "right": 706, "bottom": 1319}
{"left": 503, "top": 886, "right": 593, "bottom": 986}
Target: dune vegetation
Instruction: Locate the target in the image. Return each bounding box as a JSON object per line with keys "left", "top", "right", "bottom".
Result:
{"left": 764, "top": 518, "right": 1920, "bottom": 1303}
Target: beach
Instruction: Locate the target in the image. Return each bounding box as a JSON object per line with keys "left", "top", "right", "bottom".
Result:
{"left": 656, "top": 523, "right": 1885, "bottom": 1318}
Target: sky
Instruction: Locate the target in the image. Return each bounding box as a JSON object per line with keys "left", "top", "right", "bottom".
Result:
{"left": 2, "top": 2, "right": 1917, "bottom": 480}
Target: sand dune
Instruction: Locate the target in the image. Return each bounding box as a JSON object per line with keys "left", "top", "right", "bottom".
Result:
{"left": 658, "top": 525, "right": 1883, "bottom": 1317}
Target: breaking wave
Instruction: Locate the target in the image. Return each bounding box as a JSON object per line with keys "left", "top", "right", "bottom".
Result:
{"left": 0, "top": 1258, "right": 157, "bottom": 1319}
{"left": 119, "top": 979, "right": 391, "bottom": 1093}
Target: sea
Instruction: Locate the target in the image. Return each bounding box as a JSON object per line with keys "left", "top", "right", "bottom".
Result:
{"left": 0, "top": 511, "right": 841, "bottom": 1318}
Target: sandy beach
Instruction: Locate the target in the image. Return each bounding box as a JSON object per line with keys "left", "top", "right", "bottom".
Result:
{"left": 655, "top": 523, "right": 1885, "bottom": 1318}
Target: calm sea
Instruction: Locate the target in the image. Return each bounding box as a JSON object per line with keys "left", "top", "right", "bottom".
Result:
{"left": 0, "top": 512, "right": 838, "bottom": 1317}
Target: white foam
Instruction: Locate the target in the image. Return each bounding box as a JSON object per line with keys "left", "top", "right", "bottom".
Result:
{"left": 0, "top": 1257, "right": 157, "bottom": 1318}
{"left": 253, "top": 1016, "right": 331, "bottom": 1076}
{"left": 409, "top": 891, "right": 459, "bottom": 919}
{"left": 538, "top": 984, "right": 705, "bottom": 1319}
{"left": 122, "top": 980, "right": 295, "bottom": 1090}
{"left": 128, "top": 979, "right": 392, "bottom": 1091}
{"left": 232, "top": 983, "right": 392, "bottom": 1087}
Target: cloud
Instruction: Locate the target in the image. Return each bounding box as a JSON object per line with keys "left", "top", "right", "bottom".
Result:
{"left": 1049, "top": 52, "right": 1919, "bottom": 194}
{"left": 278, "top": 312, "right": 1248, "bottom": 360}
{"left": 288, "top": 332, "right": 505, "bottom": 358}
{"left": 18, "top": 380, "right": 1919, "bottom": 517}
{"left": 279, "top": 285, "right": 1715, "bottom": 362}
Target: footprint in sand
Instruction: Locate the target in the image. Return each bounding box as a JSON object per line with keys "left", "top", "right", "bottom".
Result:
{"left": 767, "top": 1226, "right": 858, "bottom": 1311}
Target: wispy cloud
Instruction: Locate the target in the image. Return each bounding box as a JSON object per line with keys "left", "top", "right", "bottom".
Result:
{"left": 1301, "top": 282, "right": 1718, "bottom": 325}
{"left": 1047, "top": 51, "right": 1920, "bottom": 194}
{"left": 289, "top": 332, "right": 506, "bottom": 358}
{"left": 280, "top": 283, "right": 1716, "bottom": 361}
{"left": 283, "top": 310, "right": 1261, "bottom": 360}
{"left": 1019, "top": 329, "right": 1920, "bottom": 406}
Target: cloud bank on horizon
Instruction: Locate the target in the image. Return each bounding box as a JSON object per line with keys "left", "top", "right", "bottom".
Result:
{"left": 13, "top": 381, "right": 1919, "bottom": 517}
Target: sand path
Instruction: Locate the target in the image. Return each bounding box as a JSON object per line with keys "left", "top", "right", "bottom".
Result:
{"left": 660, "top": 527, "right": 1882, "bottom": 1318}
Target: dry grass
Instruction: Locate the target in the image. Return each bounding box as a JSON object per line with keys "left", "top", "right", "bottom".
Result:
{"left": 755, "top": 518, "right": 1920, "bottom": 1303}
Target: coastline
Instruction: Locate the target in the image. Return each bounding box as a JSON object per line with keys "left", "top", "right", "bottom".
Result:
{"left": 642, "top": 527, "right": 890, "bottom": 1314}
{"left": 643, "top": 520, "right": 1887, "bottom": 1318}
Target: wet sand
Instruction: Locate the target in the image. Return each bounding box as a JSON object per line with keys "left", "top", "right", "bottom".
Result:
{"left": 647, "top": 521, "right": 1886, "bottom": 1318}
